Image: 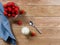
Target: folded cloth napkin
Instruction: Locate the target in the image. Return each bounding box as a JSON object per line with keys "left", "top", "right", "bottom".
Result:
{"left": 0, "top": 2, "right": 16, "bottom": 45}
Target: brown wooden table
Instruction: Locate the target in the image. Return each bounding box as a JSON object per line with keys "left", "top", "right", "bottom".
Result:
{"left": 0, "top": 0, "right": 60, "bottom": 45}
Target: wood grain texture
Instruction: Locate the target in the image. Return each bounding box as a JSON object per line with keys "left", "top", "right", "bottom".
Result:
{"left": 0, "top": 0, "right": 60, "bottom": 45}
{"left": 1, "top": 0, "right": 60, "bottom": 5}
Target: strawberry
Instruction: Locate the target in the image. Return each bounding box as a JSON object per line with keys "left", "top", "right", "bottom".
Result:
{"left": 4, "top": 8, "right": 8, "bottom": 11}
{"left": 12, "top": 14, "right": 15, "bottom": 17}
{"left": 17, "top": 20, "right": 22, "bottom": 25}
{"left": 3, "top": 4, "right": 7, "bottom": 8}
{"left": 15, "top": 11, "right": 18, "bottom": 15}
{"left": 7, "top": 2, "right": 15, "bottom": 7}
{"left": 31, "top": 32, "right": 36, "bottom": 37}
{"left": 12, "top": 6, "right": 15, "bottom": 9}
{"left": 20, "top": 10, "right": 25, "bottom": 14}
{"left": 12, "top": 10, "right": 15, "bottom": 13}
{"left": 4, "top": 11, "right": 7, "bottom": 15}
{"left": 8, "top": 7, "right": 11, "bottom": 11}
{"left": 15, "top": 6, "right": 19, "bottom": 10}
{"left": 8, "top": 14, "right": 11, "bottom": 17}
{"left": 15, "top": 8, "right": 19, "bottom": 12}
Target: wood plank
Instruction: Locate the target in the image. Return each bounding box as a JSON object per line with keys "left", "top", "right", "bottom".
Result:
{"left": 17, "top": 39, "right": 60, "bottom": 45}
{"left": 14, "top": 5, "right": 60, "bottom": 17}
{"left": 0, "top": 37, "right": 60, "bottom": 45}
{"left": 24, "top": 5, "right": 60, "bottom": 17}
{"left": 12, "top": 26, "right": 60, "bottom": 38}
{"left": 1, "top": 0, "right": 60, "bottom": 5}
{"left": 14, "top": 17, "right": 60, "bottom": 27}
{"left": 1, "top": 2, "right": 60, "bottom": 16}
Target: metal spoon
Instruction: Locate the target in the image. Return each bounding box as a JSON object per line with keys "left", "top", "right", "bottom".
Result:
{"left": 29, "top": 21, "right": 41, "bottom": 34}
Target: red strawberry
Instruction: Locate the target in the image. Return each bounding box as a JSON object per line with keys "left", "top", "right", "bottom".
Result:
{"left": 12, "top": 10, "right": 15, "bottom": 13}
{"left": 8, "top": 14, "right": 11, "bottom": 17}
{"left": 4, "top": 11, "right": 7, "bottom": 15}
{"left": 20, "top": 10, "right": 25, "bottom": 14}
{"left": 7, "top": 2, "right": 15, "bottom": 6}
{"left": 15, "top": 8, "right": 19, "bottom": 12}
{"left": 15, "top": 6, "right": 19, "bottom": 10}
{"left": 31, "top": 32, "right": 36, "bottom": 37}
{"left": 8, "top": 7, "right": 11, "bottom": 11}
{"left": 17, "top": 20, "right": 22, "bottom": 25}
{"left": 15, "top": 11, "right": 18, "bottom": 15}
{"left": 12, "top": 14, "right": 15, "bottom": 17}
{"left": 3, "top": 4, "right": 7, "bottom": 8}
{"left": 4, "top": 8, "right": 8, "bottom": 11}
{"left": 12, "top": 6, "right": 15, "bottom": 9}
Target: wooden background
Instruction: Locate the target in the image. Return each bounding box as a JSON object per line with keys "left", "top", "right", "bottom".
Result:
{"left": 1, "top": 0, "right": 60, "bottom": 45}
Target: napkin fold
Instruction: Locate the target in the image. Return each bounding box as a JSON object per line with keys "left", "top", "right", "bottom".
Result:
{"left": 0, "top": 2, "right": 16, "bottom": 45}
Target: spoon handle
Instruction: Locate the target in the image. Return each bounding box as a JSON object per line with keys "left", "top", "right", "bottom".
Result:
{"left": 33, "top": 26, "right": 41, "bottom": 34}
